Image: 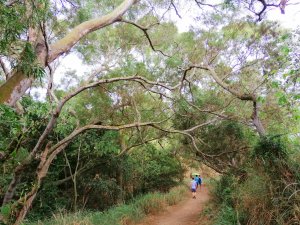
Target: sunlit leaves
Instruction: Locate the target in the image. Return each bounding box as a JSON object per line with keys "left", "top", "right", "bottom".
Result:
{"left": 0, "top": 1, "right": 27, "bottom": 53}
{"left": 0, "top": 104, "right": 21, "bottom": 150}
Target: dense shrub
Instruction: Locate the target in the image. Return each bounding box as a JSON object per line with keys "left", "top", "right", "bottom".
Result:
{"left": 252, "top": 136, "right": 288, "bottom": 161}
{"left": 209, "top": 136, "right": 300, "bottom": 225}
{"left": 25, "top": 185, "right": 187, "bottom": 225}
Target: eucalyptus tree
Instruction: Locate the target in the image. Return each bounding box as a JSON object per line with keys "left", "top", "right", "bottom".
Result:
{"left": 0, "top": 0, "right": 299, "bottom": 224}
{"left": 166, "top": 9, "right": 300, "bottom": 172}
{"left": 0, "top": 0, "right": 294, "bottom": 106}
{"left": 0, "top": 20, "right": 188, "bottom": 223}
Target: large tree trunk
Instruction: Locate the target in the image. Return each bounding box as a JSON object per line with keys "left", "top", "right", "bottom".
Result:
{"left": 2, "top": 75, "right": 159, "bottom": 207}
{"left": 0, "top": 72, "right": 34, "bottom": 106}
{"left": 251, "top": 101, "right": 265, "bottom": 136}
{"left": 13, "top": 142, "right": 68, "bottom": 225}
{"left": 1, "top": 0, "right": 137, "bottom": 207}
{"left": 0, "top": 0, "right": 137, "bottom": 106}
{"left": 10, "top": 121, "right": 162, "bottom": 224}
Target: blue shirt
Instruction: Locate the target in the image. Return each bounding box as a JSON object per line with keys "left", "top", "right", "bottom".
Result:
{"left": 198, "top": 177, "right": 202, "bottom": 184}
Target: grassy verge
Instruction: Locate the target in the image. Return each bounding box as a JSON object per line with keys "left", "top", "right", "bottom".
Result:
{"left": 195, "top": 178, "right": 216, "bottom": 225}
{"left": 25, "top": 185, "right": 187, "bottom": 225}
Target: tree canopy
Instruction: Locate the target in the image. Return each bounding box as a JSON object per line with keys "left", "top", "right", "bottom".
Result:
{"left": 0, "top": 0, "right": 299, "bottom": 224}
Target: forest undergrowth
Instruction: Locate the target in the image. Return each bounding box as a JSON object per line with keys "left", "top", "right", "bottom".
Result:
{"left": 200, "top": 136, "right": 300, "bottom": 225}
{"left": 25, "top": 185, "right": 187, "bottom": 225}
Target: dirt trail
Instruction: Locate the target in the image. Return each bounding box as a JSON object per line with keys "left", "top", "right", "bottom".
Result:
{"left": 137, "top": 186, "right": 210, "bottom": 225}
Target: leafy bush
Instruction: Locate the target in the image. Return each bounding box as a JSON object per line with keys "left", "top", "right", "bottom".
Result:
{"left": 213, "top": 174, "right": 236, "bottom": 206}
{"left": 252, "top": 136, "right": 288, "bottom": 161}
{"left": 213, "top": 204, "right": 238, "bottom": 225}
{"left": 209, "top": 135, "right": 300, "bottom": 225}
{"left": 25, "top": 185, "right": 187, "bottom": 225}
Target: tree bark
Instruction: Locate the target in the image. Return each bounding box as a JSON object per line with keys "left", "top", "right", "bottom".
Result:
{"left": 12, "top": 120, "right": 165, "bottom": 224}
{"left": 0, "top": 0, "right": 137, "bottom": 106}
{"left": 206, "top": 65, "right": 266, "bottom": 136}
{"left": 13, "top": 142, "right": 66, "bottom": 225}
{"left": 1, "top": 75, "right": 171, "bottom": 207}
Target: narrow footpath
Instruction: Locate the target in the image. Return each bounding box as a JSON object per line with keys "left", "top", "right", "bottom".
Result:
{"left": 137, "top": 186, "right": 210, "bottom": 225}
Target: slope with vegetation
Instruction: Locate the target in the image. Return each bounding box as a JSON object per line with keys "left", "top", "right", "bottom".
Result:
{"left": 0, "top": 0, "right": 299, "bottom": 225}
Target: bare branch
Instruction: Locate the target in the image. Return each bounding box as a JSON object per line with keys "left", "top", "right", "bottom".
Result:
{"left": 148, "top": 124, "right": 212, "bottom": 158}
{"left": 49, "top": 0, "right": 137, "bottom": 61}
{"left": 184, "top": 119, "right": 218, "bottom": 132}
{"left": 5, "top": 0, "right": 19, "bottom": 7}
{"left": 29, "top": 75, "right": 177, "bottom": 160}
{"left": 194, "top": 0, "right": 221, "bottom": 8}
{"left": 171, "top": 0, "right": 182, "bottom": 18}
{"left": 184, "top": 98, "right": 250, "bottom": 126}
{"left": 120, "top": 19, "right": 170, "bottom": 57}
{"left": 50, "top": 120, "right": 168, "bottom": 154}
{"left": 206, "top": 65, "right": 256, "bottom": 101}
{"left": 182, "top": 64, "right": 265, "bottom": 136}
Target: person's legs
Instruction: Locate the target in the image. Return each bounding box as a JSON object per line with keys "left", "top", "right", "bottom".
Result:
{"left": 192, "top": 189, "right": 196, "bottom": 198}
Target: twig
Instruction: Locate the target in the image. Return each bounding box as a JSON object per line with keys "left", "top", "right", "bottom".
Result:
{"left": 120, "top": 19, "right": 170, "bottom": 57}
{"left": 171, "top": 0, "right": 182, "bottom": 18}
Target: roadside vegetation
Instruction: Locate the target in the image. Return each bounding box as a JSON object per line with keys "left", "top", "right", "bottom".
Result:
{"left": 0, "top": 0, "right": 299, "bottom": 225}
{"left": 200, "top": 136, "right": 300, "bottom": 225}
{"left": 26, "top": 185, "right": 187, "bottom": 225}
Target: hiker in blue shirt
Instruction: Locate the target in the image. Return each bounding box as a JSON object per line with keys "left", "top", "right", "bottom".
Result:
{"left": 198, "top": 175, "right": 202, "bottom": 190}
{"left": 194, "top": 175, "right": 200, "bottom": 188}
{"left": 190, "top": 177, "right": 197, "bottom": 199}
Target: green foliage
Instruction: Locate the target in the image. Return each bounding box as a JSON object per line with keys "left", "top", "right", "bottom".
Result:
{"left": 213, "top": 174, "right": 236, "bottom": 206}
{"left": 0, "top": 203, "right": 12, "bottom": 224}
{"left": 15, "top": 43, "right": 46, "bottom": 80}
{"left": 0, "top": 104, "right": 21, "bottom": 149}
{"left": 132, "top": 145, "right": 184, "bottom": 192}
{"left": 25, "top": 185, "right": 187, "bottom": 225}
{"left": 1, "top": 1, "right": 299, "bottom": 225}
{"left": 213, "top": 204, "right": 238, "bottom": 225}
{"left": 252, "top": 136, "right": 288, "bottom": 161}
{"left": 210, "top": 135, "right": 300, "bottom": 225}
{"left": 0, "top": 1, "right": 26, "bottom": 52}
{"left": 0, "top": 0, "right": 49, "bottom": 80}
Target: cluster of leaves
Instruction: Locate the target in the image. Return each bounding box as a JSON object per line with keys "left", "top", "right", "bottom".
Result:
{"left": 252, "top": 135, "right": 288, "bottom": 161}
{"left": 209, "top": 136, "right": 300, "bottom": 224}
{"left": 15, "top": 43, "right": 46, "bottom": 80}
{"left": 0, "top": 1, "right": 27, "bottom": 53}
{"left": 0, "top": 89, "right": 184, "bottom": 223}
{"left": 0, "top": 0, "right": 50, "bottom": 81}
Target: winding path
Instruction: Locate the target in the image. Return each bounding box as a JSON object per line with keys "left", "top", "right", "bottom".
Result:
{"left": 137, "top": 186, "right": 210, "bottom": 225}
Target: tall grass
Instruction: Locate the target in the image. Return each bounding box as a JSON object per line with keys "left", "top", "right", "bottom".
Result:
{"left": 25, "top": 185, "right": 187, "bottom": 225}
{"left": 202, "top": 137, "right": 300, "bottom": 225}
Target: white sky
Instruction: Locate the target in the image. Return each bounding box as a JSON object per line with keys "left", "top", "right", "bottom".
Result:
{"left": 268, "top": 4, "right": 300, "bottom": 28}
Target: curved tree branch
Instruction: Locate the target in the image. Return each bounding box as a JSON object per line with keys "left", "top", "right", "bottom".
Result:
{"left": 0, "top": 0, "right": 137, "bottom": 106}
{"left": 119, "top": 19, "right": 170, "bottom": 57}
{"left": 49, "top": 0, "right": 138, "bottom": 61}
{"left": 2, "top": 74, "right": 180, "bottom": 206}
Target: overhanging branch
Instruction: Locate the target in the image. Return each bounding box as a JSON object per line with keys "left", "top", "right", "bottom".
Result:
{"left": 120, "top": 19, "right": 170, "bottom": 57}
{"left": 49, "top": 0, "right": 137, "bottom": 61}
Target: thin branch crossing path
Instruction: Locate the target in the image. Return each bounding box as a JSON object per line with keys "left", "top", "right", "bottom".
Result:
{"left": 137, "top": 186, "right": 210, "bottom": 225}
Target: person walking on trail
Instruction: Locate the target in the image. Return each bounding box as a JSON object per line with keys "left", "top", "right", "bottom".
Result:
{"left": 198, "top": 175, "right": 202, "bottom": 190}
{"left": 190, "top": 177, "right": 197, "bottom": 199}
